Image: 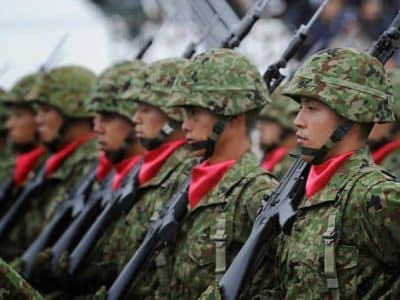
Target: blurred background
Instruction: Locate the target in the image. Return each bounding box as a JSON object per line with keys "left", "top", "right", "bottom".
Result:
{"left": 1, "top": 0, "right": 399, "bottom": 89}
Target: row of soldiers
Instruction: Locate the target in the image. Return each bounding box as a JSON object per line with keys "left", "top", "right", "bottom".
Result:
{"left": 0, "top": 44, "right": 400, "bottom": 299}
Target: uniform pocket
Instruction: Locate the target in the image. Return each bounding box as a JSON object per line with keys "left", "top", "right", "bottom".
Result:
{"left": 188, "top": 227, "right": 215, "bottom": 267}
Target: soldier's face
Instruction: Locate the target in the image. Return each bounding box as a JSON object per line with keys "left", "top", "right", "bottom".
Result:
{"left": 256, "top": 120, "right": 283, "bottom": 151}
{"left": 132, "top": 103, "right": 168, "bottom": 139}
{"left": 294, "top": 98, "right": 343, "bottom": 162}
{"left": 6, "top": 105, "right": 37, "bottom": 144}
{"left": 94, "top": 113, "right": 133, "bottom": 151}
{"left": 35, "top": 104, "right": 63, "bottom": 143}
{"left": 182, "top": 107, "right": 218, "bottom": 158}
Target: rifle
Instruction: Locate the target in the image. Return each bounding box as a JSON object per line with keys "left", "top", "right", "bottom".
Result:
{"left": 218, "top": 10, "right": 400, "bottom": 300}
{"left": 135, "top": 37, "right": 153, "bottom": 60}
{"left": 0, "top": 165, "right": 46, "bottom": 238}
{"left": 262, "top": 0, "right": 329, "bottom": 93}
{"left": 49, "top": 172, "right": 113, "bottom": 269}
{"left": 368, "top": 10, "right": 400, "bottom": 65}
{"left": 67, "top": 160, "right": 143, "bottom": 274}
{"left": 21, "top": 162, "right": 99, "bottom": 279}
{"left": 220, "top": 0, "right": 270, "bottom": 49}
{"left": 105, "top": 1, "right": 273, "bottom": 297}
{"left": 106, "top": 178, "right": 190, "bottom": 300}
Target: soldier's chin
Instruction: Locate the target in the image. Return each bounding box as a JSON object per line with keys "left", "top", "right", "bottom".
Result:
{"left": 190, "top": 148, "right": 206, "bottom": 158}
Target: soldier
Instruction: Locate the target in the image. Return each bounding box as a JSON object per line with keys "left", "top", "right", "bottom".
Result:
{"left": 256, "top": 86, "right": 298, "bottom": 179}
{"left": 261, "top": 48, "right": 400, "bottom": 298}
{"left": 0, "top": 66, "right": 98, "bottom": 262}
{"left": 0, "top": 73, "right": 47, "bottom": 218}
{"left": 59, "top": 58, "right": 194, "bottom": 299}
{"left": 0, "top": 257, "right": 43, "bottom": 300}
{"left": 158, "top": 48, "right": 278, "bottom": 299}
{"left": 368, "top": 69, "right": 400, "bottom": 177}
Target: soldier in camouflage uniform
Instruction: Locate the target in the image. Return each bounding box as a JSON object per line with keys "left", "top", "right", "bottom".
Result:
{"left": 157, "top": 48, "right": 278, "bottom": 299}
{"left": 0, "top": 73, "right": 47, "bottom": 219}
{"left": 0, "top": 257, "right": 43, "bottom": 300}
{"left": 0, "top": 66, "right": 99, "bottom": 263}
{"left": 257, "top": 86, "right": 298, "bottom": 179}
{"left": 368, "top": 68, "right": 400, "bottom": 178}
{"left": 60, "top": 58, "right": 194, "bottom": 299}
{"left": 257, "top": 48, "right": 400, "bottom": 298}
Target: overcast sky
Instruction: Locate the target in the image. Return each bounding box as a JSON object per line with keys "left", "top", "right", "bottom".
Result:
{"left": 1, "top": 0, "right": 112, "bottom": 89}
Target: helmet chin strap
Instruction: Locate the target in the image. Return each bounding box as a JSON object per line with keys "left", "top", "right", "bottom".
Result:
{"left": 189, "top": 118, "right": 226, "bottom": 159}
{"left": 300, "top": 120, "right": 354, "bottom": 165}
{"left": 139, "top": 120, "right": 180, "bottom": 150}
{"left": 105, "top": 130, "right": 136, "bottom": 164}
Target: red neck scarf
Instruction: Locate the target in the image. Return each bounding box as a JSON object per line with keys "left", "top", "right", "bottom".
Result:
{"left": 188, "top": 159, "right": 236, "bottom": 209}
{"left": 306, "top": 151, "right": 354, "bottom": 198}
{"left": 261, "top": 147, "right": 291, "bottom": 172}
{"left": 372, "top": 141, "right": 400, "bottom": 165}
{"left": 138, "top": 139, "right": 186, "bottom": 186}
{"left": 45, "top": 134, "right": 94, "bottom": 178}
{"left": 96, "top": 151, "right": 113, "bottom": 182}
{"left": 112, "top": 155, "right": 142, "bottom": 191}
{"left": 14, "top": 146, "right": 46, "bottom": 187}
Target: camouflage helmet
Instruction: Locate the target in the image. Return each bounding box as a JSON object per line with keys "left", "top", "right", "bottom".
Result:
{"left": 86, "top": 60, "right": 147, "bottom": 121}
{"left": 124, "top": 58, "right": 187, "bottom": 121}
{"left": 0, "top": 73, "right": 39, "bottom": 107}
{"left": 283, "top": 48, "right": 395, "bottom": 124}
{"left": 169, "top": 48, "right": 271, "bottom": 116}
{"left": 388, "top": 69, "right": 400, "bottom": 120}
{"left": 0, "top": 87, "right": 8, "bottom": 131}
{"left": 258, "top": 85, "right": 298, "bottom": 129}
{"left": 33, "top": 65, "right": 96, "bottom": 118}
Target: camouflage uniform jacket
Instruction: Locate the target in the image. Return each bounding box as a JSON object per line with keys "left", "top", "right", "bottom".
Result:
{"left": 0, "top": 138, "right": 99, "bottom": 261}
{"left": 0, "top": 148, "right": 14, "bottom": 183}
{"left": 0, "top": 150, "right": 48, "bottom": 220}
{"left": 170, "top": 151, "right": 277, "bottom": 299}
{"left": 266, "top": 151, "right": 295, "bottom": 180}
{"left": 378, "top": 148, "right": 400, "bottom": 180}
{"left": 0, "top": 257, "right": 43, "bottom": 300}
{"left": 271, "top": 147, "right": 400, "bottom": 299}
{"left": 65, "top": 144, "right": 195, "bottom": 296}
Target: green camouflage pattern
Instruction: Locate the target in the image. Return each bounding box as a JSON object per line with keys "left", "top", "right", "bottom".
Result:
{"left": 283, "top": 48, "right": 395, "bottom": 123}
{"left": 0, "top": 257, "right": 43, "bottom": 300}
{"left": 258, "top": 85, "right": 298, "bottom": 129}
{"left": 169, "top": 152, "right": 277, "bottom": 299}
{"left": 0, "top": 138, "right": 99, "bottom": 261}
{"left": 86, "top": 60, "right": 147, "bottom": 120}
{"left": 2, "top": 73, "right": 40, "bottom": 108}
{"left": 388, "top": 69, "right": 400, "bottom": 120}
{"left": 52, "top": 145, "right": 195, "bottom": 298}
{"left": 0, "top": 87, "right": 9, "bottom": 131}
{"left": 169, "top": 48, "right": 271, "bottom": 116}
{"left": 377, "top": 148, "right": 400, "bottom": 179}
{"left": 31, "top": 66, "right": 96, "bottom": 118}
{"left": 124, "top": 58, "right": 188, "bottom": 121}
{"left": 265, "top": 147, "right": 400, "bottom": 298}
{"left": 267, "top": 151, "right": 296, "bottom": 180}
{"left": 0, "top": 147, "right": 14, "bottom": 183}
